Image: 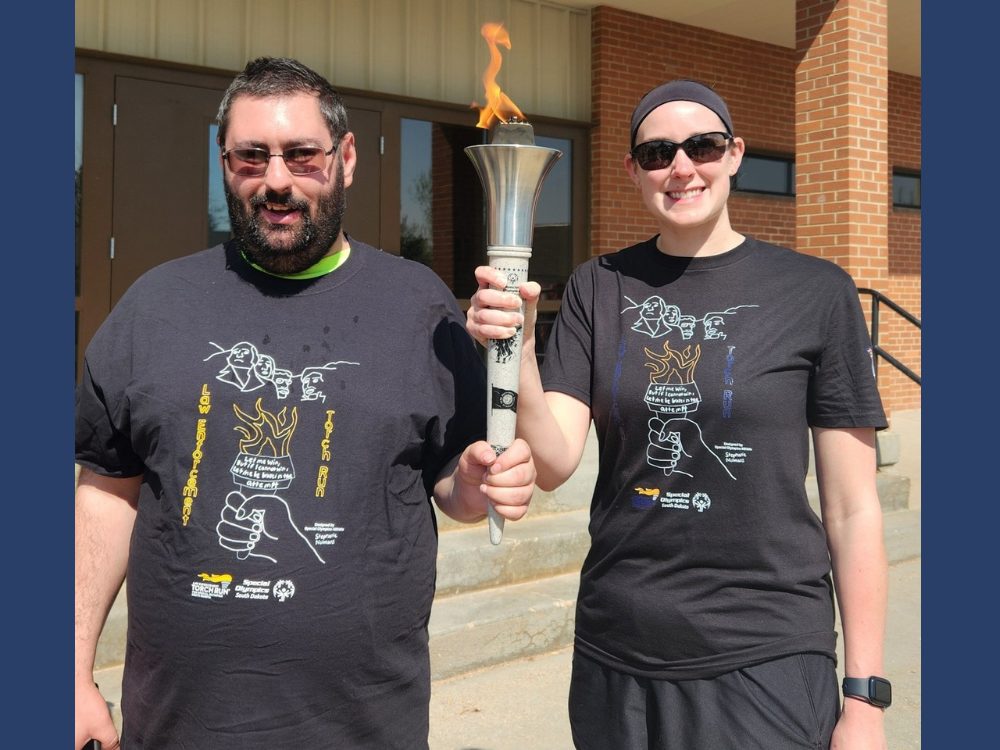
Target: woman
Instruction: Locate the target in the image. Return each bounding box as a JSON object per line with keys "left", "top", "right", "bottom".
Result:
{"left": 467, "top": 79, "right": 890, "bottom": 749}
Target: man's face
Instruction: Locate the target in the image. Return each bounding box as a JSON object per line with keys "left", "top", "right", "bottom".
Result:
{"left": 221, "top": 93, "right": 357, "bottom": 274}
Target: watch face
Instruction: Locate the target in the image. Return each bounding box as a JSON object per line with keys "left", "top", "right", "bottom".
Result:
{"left": 870, "top": 677, "right": 892, "bottom": 707}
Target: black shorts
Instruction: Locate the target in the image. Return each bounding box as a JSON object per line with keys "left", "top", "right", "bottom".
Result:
{"left": 568, "top": 650, "right": 839, "bottom": 750}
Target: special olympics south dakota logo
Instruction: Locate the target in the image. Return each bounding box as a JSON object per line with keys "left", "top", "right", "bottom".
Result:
{"left": 272, "top": 579, "right": 296, "bottom": 602}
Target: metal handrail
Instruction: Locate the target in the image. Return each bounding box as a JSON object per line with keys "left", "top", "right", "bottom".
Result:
{"left": 857, "top": 287, "right": 921, "bottom": 386}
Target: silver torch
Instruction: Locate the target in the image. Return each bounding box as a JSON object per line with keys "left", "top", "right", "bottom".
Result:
{"left": 465, "top": 119, "right": 562, "bottom": 544}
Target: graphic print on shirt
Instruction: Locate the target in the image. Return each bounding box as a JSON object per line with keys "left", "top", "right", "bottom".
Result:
{"left": 621, "top": 296, "right": 759, "bottom": 510}
{"left": 217, "top": 397, "right": 328, "bottom": 563}
{"left": 642, "top": 340, "right": 735, "bottom": 481}
{"left": 199, "top": 342, "right": 360, "bottom": 567}
{"left": 206, "top": 341, "right": 360, "bottom": 402}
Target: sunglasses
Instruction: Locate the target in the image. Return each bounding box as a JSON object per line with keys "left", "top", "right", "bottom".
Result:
{"left": 222, "top": 144, "right": 337, "bottom": 177}
{"left": 630, "top": 132, "right": 733, "bottom": 171}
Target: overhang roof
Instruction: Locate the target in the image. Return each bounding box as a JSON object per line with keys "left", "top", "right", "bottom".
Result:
{"left": 560, "top": 1, "right": 919, "bottom": 77}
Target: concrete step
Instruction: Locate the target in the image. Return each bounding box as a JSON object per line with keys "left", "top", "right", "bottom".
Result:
{"left": 807, "top": 470, "right": 911, "bottom": 515}
{"left": 429, "top": 571, "right": 580, "bottom": 681}
{"left": 435, "top": 482, "right": 592, "bottom": 532}
{"left": 435, "top": 508, "right": 590, "bottom": 596}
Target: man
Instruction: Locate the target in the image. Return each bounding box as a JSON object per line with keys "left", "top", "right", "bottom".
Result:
{"left": 75, "top": 57, "right": 536, "bottom": 750}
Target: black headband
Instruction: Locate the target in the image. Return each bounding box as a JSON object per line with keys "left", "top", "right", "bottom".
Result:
{"left": 630, "top": 80, "right": 734, "bottom": 148}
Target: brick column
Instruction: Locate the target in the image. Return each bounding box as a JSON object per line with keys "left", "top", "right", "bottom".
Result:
{"left": 795, "top": 0, "right": 889, "bottom": 287}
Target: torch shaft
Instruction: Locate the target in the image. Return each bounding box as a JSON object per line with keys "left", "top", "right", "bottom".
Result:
{"left": 464, "top": 139, "right": 562, "bottom": 545}
{"left": 485, "top": 248, "right": 531, "bottom": 544}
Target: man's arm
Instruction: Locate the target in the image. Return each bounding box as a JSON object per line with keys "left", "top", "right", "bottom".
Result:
{"left": 813, "top": 427, "right": 888, "bottom": 750}
{"left": 432, "top": 438, "right": 536, "bottom": 523}
{"left": 75, "top": 468, "right": 141, "bottom": 750}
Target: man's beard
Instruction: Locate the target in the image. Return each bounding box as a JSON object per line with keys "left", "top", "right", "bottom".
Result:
{"left": 225, "top": 168, "right": 346, "bottom": 275}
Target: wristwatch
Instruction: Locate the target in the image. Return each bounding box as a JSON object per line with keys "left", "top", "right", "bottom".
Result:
{"left": 842, "top": 676, "right": 892, "bottom": 708}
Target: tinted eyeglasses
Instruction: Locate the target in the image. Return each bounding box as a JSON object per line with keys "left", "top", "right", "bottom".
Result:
{"left": 222, "top": 144, "right": 338, "bottom": 177}
{"left": 630, "top": 132, "right": 733, "bottom": 171}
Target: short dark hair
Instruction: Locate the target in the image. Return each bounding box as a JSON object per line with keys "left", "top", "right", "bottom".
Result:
{"left": 216, "top": 57, "right": 349, "bottom": 147}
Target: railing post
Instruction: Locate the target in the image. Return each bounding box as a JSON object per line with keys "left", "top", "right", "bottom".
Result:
{"left": 870, "top": 294, "right": 880, "bottom": 384}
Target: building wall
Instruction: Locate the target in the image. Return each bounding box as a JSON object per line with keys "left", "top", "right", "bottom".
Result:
{"left": 75, "top": 0, "right": 920, "bottom": 414}
{"left": 74, "top": 0, "right": 592, "bottom": 123}
{"left": 880, "top": 70, "right": 921, "bottom": 415}
{"left": 591, "top": 5, "right": 920, "bottom": 415}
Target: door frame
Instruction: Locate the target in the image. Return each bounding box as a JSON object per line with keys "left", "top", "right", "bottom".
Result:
{"left": 75, "top": 51, "right": 389, "bottom": 378}
{"left": 76, "top": 51, "right": 237, "bottom": 379}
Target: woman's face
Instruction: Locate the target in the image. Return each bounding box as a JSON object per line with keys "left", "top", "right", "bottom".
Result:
{"left": 626, "top": 100, "right": 744, "bottom": 237}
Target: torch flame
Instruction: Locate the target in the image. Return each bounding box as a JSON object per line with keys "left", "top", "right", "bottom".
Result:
{"left": 474, "top": 22, "right": 526, "bottom": 129}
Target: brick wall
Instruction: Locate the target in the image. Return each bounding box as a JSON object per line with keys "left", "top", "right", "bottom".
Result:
{"left": 590, "top": 5, "right": 920, "bottom": 414}
{"left": 591, "top": 6, "right": 798, "bottom": 255}
{"left": 881, "top": 70, "right": 921, "bottom": 414}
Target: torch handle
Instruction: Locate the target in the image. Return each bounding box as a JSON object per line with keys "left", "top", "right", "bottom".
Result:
{"left": 485, "top": 249, "right": 531, "bottom": 545}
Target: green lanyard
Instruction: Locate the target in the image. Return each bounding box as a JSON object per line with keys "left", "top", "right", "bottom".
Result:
{"left": 243, "top": 245, "right": 351, "bottom": 279}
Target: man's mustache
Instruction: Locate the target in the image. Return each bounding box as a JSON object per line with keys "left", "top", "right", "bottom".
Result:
{"left": 249, "top": 192, "right": 311, "bottom": 213}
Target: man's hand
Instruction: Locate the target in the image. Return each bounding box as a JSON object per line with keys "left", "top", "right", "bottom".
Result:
{"left": 75, "top": 680, "right": 119, "bottom": 750}
{"left": 435, "top": 438, "right": 536, "bottom": 523}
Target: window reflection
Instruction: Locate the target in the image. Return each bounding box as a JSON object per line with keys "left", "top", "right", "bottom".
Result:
{"left": 75, "top": 74, "right": 83, "bottom": 297}
{"left": 400, "top": 120, "right": 573, "bottom": 302}
{"left": 530, "top": 135, "right": 572, "bottom": 301}
{"left": 892, "top": 172, "right": 920, "bottom": 208}
{"left": 734, "top": 154, "right": 795, "bottom": 196}
{"left": 208, "top": 124, "right": 231, "bottom": 247}
{"left": 400, "top": 119, "right": 433, "bottom": 267}
{"left": 401, "top": 118, "right": 486, "bottom": 296}
{"left": 76, "top": 73, "right": 83, "bottom": 373}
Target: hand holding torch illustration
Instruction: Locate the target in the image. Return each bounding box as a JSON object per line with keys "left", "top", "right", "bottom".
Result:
{"left": 466, "top": 23, "right": 562, "bottom": 544}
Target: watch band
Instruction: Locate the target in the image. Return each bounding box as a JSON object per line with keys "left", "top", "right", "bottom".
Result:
{"left": 842, "top": 676, "right": 892, "bottom": 708}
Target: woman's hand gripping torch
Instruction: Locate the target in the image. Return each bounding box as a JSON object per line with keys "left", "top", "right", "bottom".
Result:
{"left": 465, "top": 120, "right": 561, "bottom": 544}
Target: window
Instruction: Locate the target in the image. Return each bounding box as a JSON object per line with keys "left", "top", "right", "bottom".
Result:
{"left": 399, "top": 118, "right": 487, "bottom": 297}
{"left": 893, "top": 171, "right": 920, "bottom": 208}
{"left": 74, "top": 52, "right": 589, "bottom": 378}
{"left": 75, "top": 74, "right": 83, "bottom": 297}
{"left": 75, "top": 73, "right": 83, "bottom": 374}
{"left": 207, "top": 124, "right": 231, "bottom": 247}
{"left": 734, "top": 154, "right": 795, "bottom": 196}
{"left": 532, "top": 135, "right": 574, "bottom": 302}
{"left": 397, "top": 115, "right": 582, "bottom": 361}
{"left": 398, "top": 118, "right": 579, "bottom": 302}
